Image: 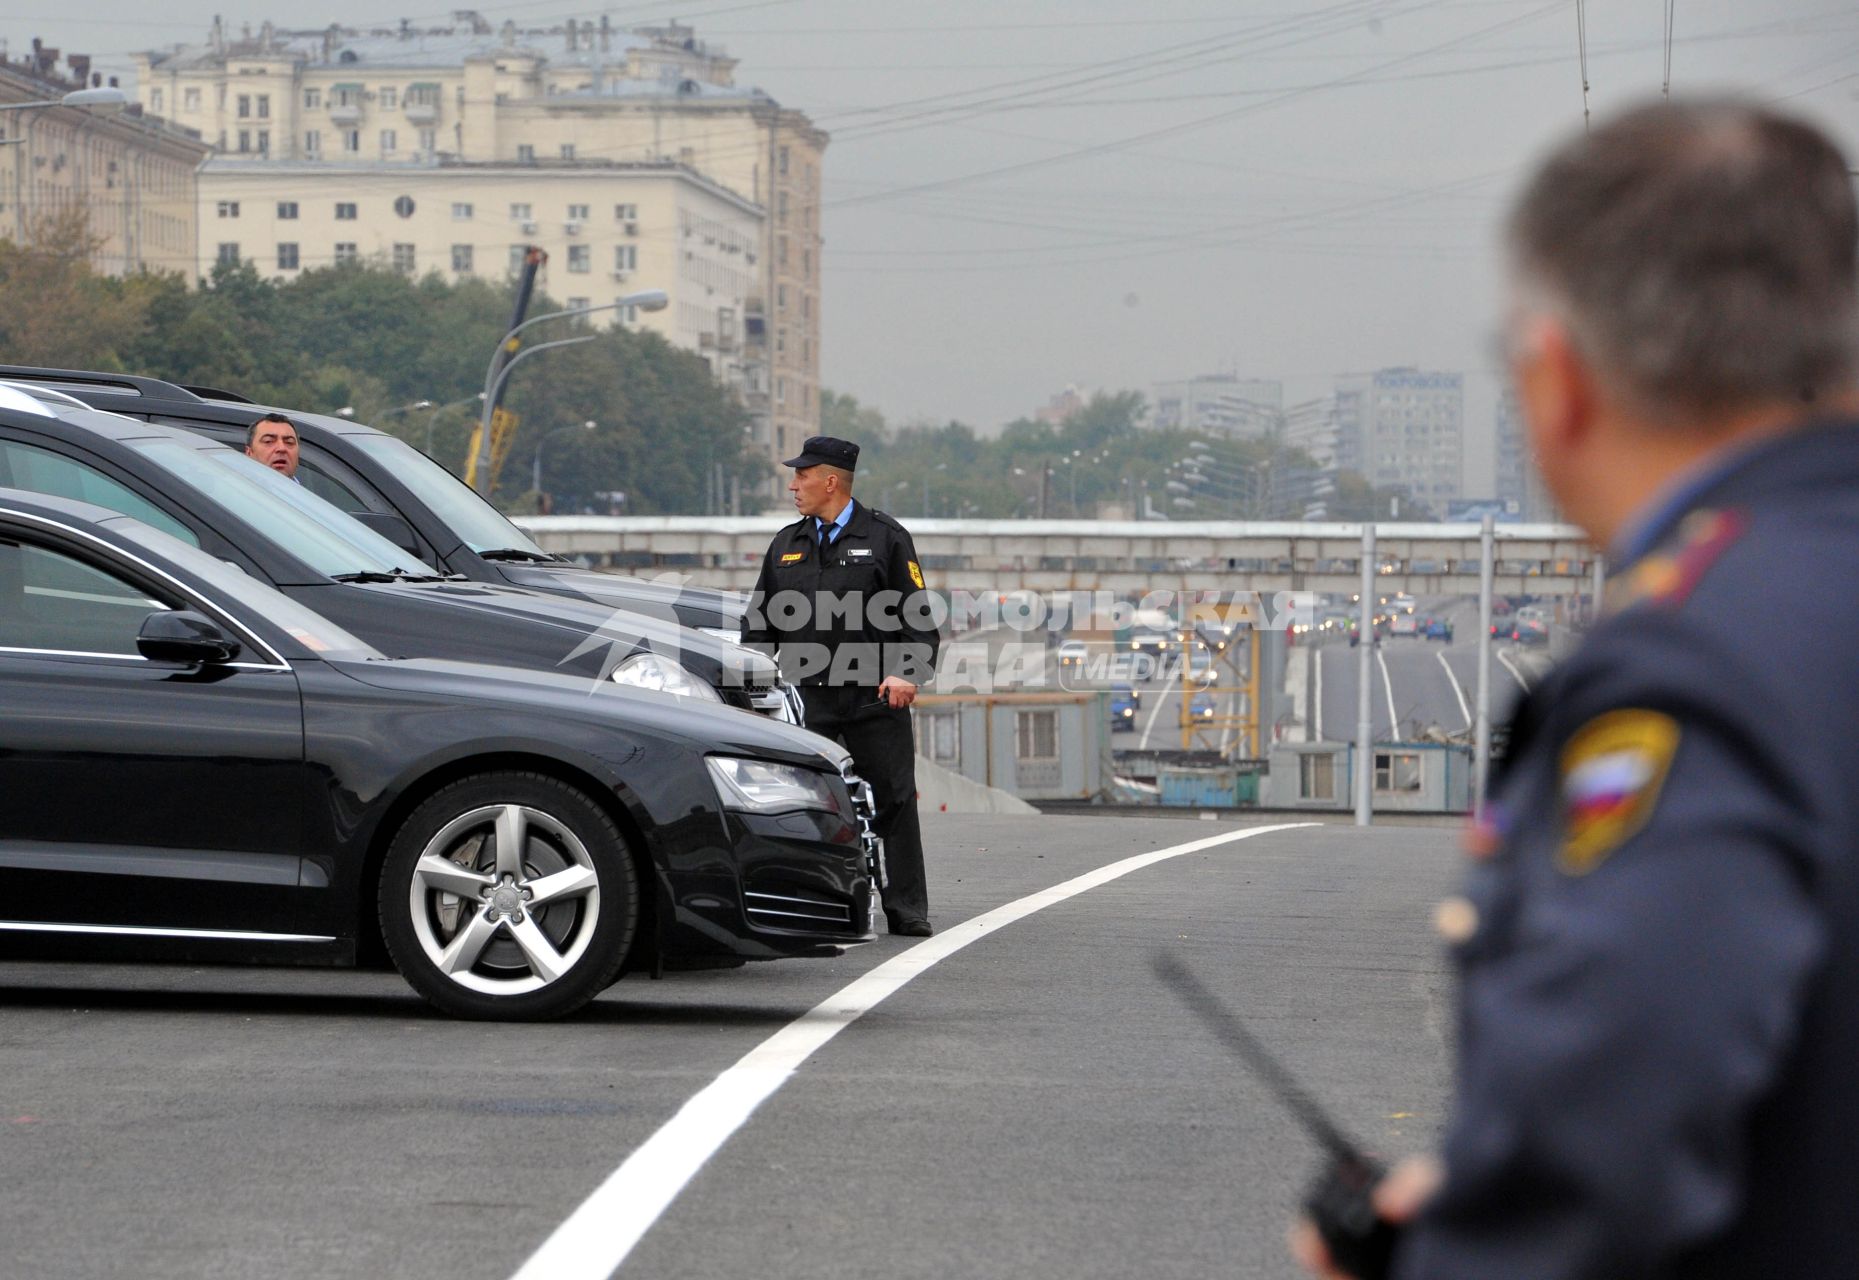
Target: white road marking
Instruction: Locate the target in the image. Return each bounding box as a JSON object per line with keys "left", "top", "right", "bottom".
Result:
{"left": 1496, "top": 648, "right": 1532, "bottom": 693}
{"left": 1374, "top": 647, "right": 1399, "bottom": 737}
{"left": 1435, "top": 651, "right": 1471, "bottom": 729}
{"left": 1137, "top": 679, "right": 1174, "bottom": 749}
{"left": 506, "top": 822, "right": 1320, "bottom": 1280}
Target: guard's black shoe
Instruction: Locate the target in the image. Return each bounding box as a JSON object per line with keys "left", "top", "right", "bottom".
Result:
{"left": 888, "top": 913, "right": 934, "bottom": 937}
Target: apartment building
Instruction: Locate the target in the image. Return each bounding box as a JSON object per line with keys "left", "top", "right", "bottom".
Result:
{"left": 1, "top": 48, "right": 207, "bottom": 275}
{"left": 1333, "top": 367, "right": 1464, "bottom": 514}
{"left": 1148, "top": 373, "right": 1284, "bottom": 437}
{"left": 200, "top": 159, "right": 762, "bottom": 395}
{"left": 1493, "top": 386, "right": 1557, "bottom": 522}
{"left": 135, "top": 17, "right": 826, "bottom": 472}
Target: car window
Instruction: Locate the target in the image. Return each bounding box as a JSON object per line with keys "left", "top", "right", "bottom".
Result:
{"left": 129, "top": 439, "right": 439, "bottom": 579}
{"left": 0, "top": 537, "right": 171, "bottom": 657}
{"left": 298, "top": 460, "right": 369, "bottom": 512}
{"left": 346, "top": 433, "right": 548, "bottom": 556}
{"left": 0, "top": 440, "right": 201, "bottom": 547}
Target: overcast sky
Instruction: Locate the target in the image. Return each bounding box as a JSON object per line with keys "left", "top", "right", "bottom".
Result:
{"left": 14, "top": 1, "right": 1859, "bottom": 441}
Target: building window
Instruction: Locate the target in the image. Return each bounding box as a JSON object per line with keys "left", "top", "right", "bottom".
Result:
{"left": 1299, "top": 752, "right": 1337, "bottom": 801}
{"left": 237, "top": 131, "right": 251, "bottom": 153}
{"left": 417, "top": 127, "right": 436, "bottom": 152}
{"left": 392, "top": 243, "right": 417, "bottom": 274}
{"left": 802, "top": 247, "right": 812, "bottom": 276}
{"left": 214, "top": 243, "right": 241, "bottom": 268}
{"left": 508, "top": 245, "right": 526, "bottom": 274}
{"left": 777, "top": 191, "right": 788, "bottom": 224}
{"left": 237, "top": 94, "right": 251, "bottom": 119}
{"left": 614, "top": 203, "right": 637, "bottom": 221}
{"left": 1373, "top": 751, "right": 1423, "bottom": 793}
{"left": 393, "top": 195, "right": 415, "bottom": 219}
{"left": 379, "top": 129, "right": 397, "bottom": 155}
{"left": 566, "top": 297, "right": 590, "bottom": 313}
{"left": 256, "top": 94, "right": 270, "bottom": 119}
{"left": 304, "top": 88, "right": 321, "bottom": 110}
{"left": 277, "top": 243, "right": 299, "bottom": 270}
{"left": 304, "top": 130, "right": 321, "bottom": 154}
{"left": 1015, "top": 710, "right": 1058, "bottom": 761}
{"left": 335, "top": 202, "right": 357, "bottom": 220}
{"left": 342, "top": 129, "right": 360, "bottom": 153}
{"left": 916, "top": 711, "right": 960, "bottom": 766}
{"left": 256, "top": 131, "right": 270, "bottom": 154}
{"left": 334, "top": 86, "right": 359, "bottom": 108}
{"left": 777, "top": 235, "right": 788, "bottom": 266}
{"left": 776, "top": 327, "right": 787, "bottom": 357}
{"left": 510, "top": 203, "right": 532, "bottom": 221}
{"left": 216, "top": 201, "right": 240, "bottom": 218}
{"left": 334, "top": 242, "right": 358, "bottom": 264}
{"left": 183, "top": 88, "right": 201, "bottom": 112}
{"left": 277, "top": 201, "right": 298, "bottom": 219}
{"left": 614, "top": 301, "right": 637, "bottom": 323}
{"left": 451, "top": 244, "right": 473, "bottom": 273}
{"left": 559, "top": 143, "right": 576, "bottom": 160}
{"left": 516, "top": 144, "right": 535, "bottom": 164}
{"left": 778, "top": 145, "right": 789, "bottom": 175}
{"left": 775, "top": 284, "right": 787, "bottom": 309}
{"left": 567, "top": 245, "right": 591, "bottom": 273}
{"left": 775, "top": 376, "right": 786, "bottom": 405}
{"left": 378, "top": 86, "right": 397, "bottom": 110}
{"left": 150, "top": 89, "right": 163, "bottom": 113}
{"left": 613, "top": 244, "right": 636, "bottom": 272}
{"left": 566, "top": 203, "right": 589, "bottom": 222}
{"left": 409, "top": 84, "right": 441, "bottom": 108}
{"left": 451, "top": 202, "right": 473, "bottom": 220}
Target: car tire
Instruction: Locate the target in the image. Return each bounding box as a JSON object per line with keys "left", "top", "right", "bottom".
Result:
{"left": 379, "top": 771, "right": 638, "bottom": 1021}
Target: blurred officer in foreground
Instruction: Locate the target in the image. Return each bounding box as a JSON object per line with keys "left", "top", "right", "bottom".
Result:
{"left": 744, "top": 436, "right": 940, "bottom": 936}
{"left": 1297, "top": 98, "right": 1859, "bottom": 1278}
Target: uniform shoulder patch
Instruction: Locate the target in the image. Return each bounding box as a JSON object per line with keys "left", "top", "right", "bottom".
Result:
{"left": 1556, "top": 709, "right": 1681, "bottom": 875}
{"left": 1606, "top": 508, "right": 1746, "bottom": 616}
{"left": 869, "top": 508, "right": 905, "bottom": 531}
{"left": 908, "top": 560, "right": 925, "bottom": 589}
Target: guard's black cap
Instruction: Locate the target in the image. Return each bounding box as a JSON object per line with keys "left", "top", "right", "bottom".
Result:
{"left": 782, "top": 435, "right": 859, "bottom": 471}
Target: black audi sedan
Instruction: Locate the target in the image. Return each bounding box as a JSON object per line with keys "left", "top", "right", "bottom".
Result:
{"left": 0, "top": 395, "right": 798, "bottom": 723}
{"left": 0, "top": 489, "right": 879, "bottom": 1019}
{"left": 0, "top": 365, "right": 747, "bottom": 635}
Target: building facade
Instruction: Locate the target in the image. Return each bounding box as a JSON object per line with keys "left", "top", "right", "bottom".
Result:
{"left": 1332, "top": 367, "right": 1465, "bottom": 514}
{"left": 1, "top": 49, "right": 207, "bottom": 275}
{"left": 135, "top": 18, "right": 825, "bottom": 473}
{"left": 198, "top": 159, "right": 762, "bottom": 394}
{"left": 1493, "top": 386, "right": 1557, "bottom": 522}
{"left": 1148, "top": 373, "right": 1284, "bottom": 437}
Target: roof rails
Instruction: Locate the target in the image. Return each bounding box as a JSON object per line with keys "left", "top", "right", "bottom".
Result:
{"left": 0, "top": 365, "right": 204, "bottom": 403}
{"left": 181, "top": 384, "right": 257, "bottom": 404}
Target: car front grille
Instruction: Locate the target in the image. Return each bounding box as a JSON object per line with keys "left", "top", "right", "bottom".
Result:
{"left": 744, "top": 885, "right": 856, "bottom": 930}
{"left": 841, "top": 766, "right": 886, "bottom": 889}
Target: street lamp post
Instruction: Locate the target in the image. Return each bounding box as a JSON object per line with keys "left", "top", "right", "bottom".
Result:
{"left": 471, "top": 289, "right": 668, "bottom": 495}
{"left": 532, "top": 420, "right": 597, "bottom": 504}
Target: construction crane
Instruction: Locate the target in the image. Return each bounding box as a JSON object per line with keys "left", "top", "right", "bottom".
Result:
{"left": 465, "top": 246, "right": 545, "bottom": 493}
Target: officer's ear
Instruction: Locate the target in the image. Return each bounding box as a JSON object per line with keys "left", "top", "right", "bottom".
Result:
{"left": 1516, "top": 317, "right": 1599, "bottom": 459}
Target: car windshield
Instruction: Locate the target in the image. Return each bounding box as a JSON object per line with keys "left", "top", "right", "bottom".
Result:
{"left": 106, "top": 517, "right": 383, "bottom": 662}
{"left": 131, "top": 439, "right": 442, "bottom": 580}
{"left": 346, "top": 432, "right": 550, "bottom": 557}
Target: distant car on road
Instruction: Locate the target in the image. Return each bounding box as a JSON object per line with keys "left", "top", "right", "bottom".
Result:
{"left": 1190, "top": 691, "right": 1217, "bottom": 720}
{"left": 1056, "top": 639, "right": 1090, "bottom": 674}
{"left": 1388, "top": 613, "right": 1420, "bottom": 638}
{"left": 1109, "top": 682, "right": 1138, "bottom": 732}
{"left": 1423, "top": 616, "right": 1454, "bottom": 642}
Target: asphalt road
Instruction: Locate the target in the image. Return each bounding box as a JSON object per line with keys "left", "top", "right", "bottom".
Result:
{"left": 0, "top": 814, "right": 1460, "bottom": 1280}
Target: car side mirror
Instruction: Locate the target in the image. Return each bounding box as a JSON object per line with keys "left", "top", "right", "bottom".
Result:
{"left": 349, "top": 511, "right": 422, "bottom": 559}
{"left": 137, "top": 610, "right": 242, "bottom": 665}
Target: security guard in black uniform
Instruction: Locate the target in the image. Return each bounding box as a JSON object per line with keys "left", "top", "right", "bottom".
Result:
{"left": 744, "top": 435, "right": 940, "bottom": 936}
{"left": 1296, "top": 100, "right": 1859, "bottom": 1279}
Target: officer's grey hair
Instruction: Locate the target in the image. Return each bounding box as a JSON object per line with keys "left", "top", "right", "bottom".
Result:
{"left": 1506, "top": 97, "right": 1859, "bottom": 426}
{"left": 822, "top": 464, "right": 854, "bottom": 492}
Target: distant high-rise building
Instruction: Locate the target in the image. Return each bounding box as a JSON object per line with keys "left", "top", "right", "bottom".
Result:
{"left": 1332, "top": 367, "right": 1464, "bottom": 514}
{"left": 1494, "top": 388, "right": 1557, "bottom": 521}
{"left": 1148, "top": 373, "right": 1282, "bottom": 437}
{"left": 1034, "top": 385, "right": 1086, "bottom": 426}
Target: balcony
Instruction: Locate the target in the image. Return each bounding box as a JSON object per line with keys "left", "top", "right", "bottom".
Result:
{"left": 404, "top": 102, "right": 439, "bottom": 125}
{"left": 329, "top": 102, "right": 363, "bottom": 125}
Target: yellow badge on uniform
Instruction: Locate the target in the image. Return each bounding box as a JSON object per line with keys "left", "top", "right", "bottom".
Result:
{"left": 781, "top": 551, "right": 805, "bottom": 563}
{"left": 908, "top": 560, "right": 925, "bottom": 589}
{"left": 1556, "top": 709, "right": 1681, "bottom": 874}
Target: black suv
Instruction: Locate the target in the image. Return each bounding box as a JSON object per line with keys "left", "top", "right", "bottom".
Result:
{"left": 0, "top": 396, "right": 786, "bottom": 719}
{"left": 0, "top": 366, "right": 748, "bottom": 636}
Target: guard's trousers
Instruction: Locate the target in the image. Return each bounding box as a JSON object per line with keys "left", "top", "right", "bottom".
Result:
{"left": 798, "top": 685, "right": 929, "bottom": 921}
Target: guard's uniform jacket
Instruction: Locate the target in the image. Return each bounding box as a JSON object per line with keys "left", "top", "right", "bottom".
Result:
{"left": 743, "top": 501, "right": 939, "bottom": 689}
{"left": 1396, "top": 421, "right": 1859, "bottom": 1279}
{"left": 744, "top": 500, "right": 940, "bottom": 924}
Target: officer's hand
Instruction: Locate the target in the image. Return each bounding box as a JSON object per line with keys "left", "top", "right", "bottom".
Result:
{"left": 878, "top": 676, "right": 918, "bottom": 709}
{"left": 1288, "top": 1155, "right": 1441, "bottom": 1278}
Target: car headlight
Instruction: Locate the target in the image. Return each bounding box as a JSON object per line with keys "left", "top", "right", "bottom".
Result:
{"left": 706, "top": 756, "right": 839, "bottom": 815}
{"left": 611, "top": 652, "right": 722, "bottom": 701}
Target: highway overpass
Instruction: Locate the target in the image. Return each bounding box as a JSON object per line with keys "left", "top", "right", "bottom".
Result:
{"left": 517, "top": 515, "right": 1599, "bottom": 597}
